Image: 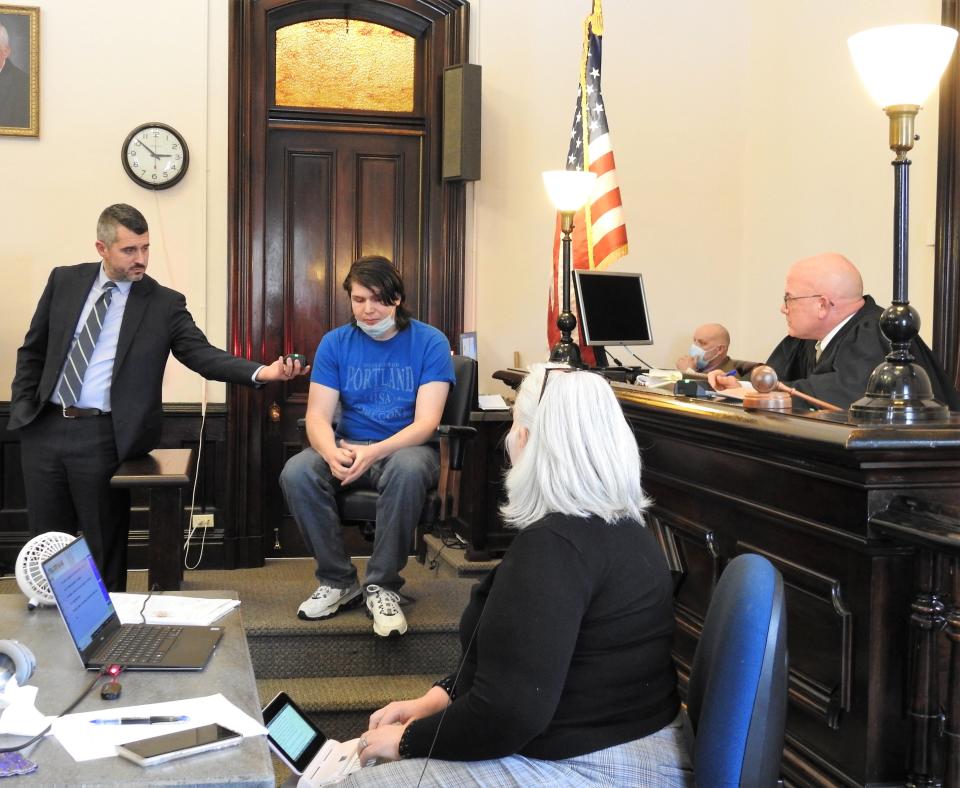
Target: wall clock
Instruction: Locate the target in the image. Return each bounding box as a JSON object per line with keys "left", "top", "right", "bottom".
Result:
{"left": 121, "top": 123, "right": 189, "bottom": 190}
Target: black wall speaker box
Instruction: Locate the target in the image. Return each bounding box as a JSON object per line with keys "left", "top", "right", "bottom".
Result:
{"left": 443, "top": 64, "right": 481, "bottom": 181}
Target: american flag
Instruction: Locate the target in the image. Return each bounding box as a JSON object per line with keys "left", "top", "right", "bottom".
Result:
{"left": 547, "top": 1, "right": 628, "bottom": 361}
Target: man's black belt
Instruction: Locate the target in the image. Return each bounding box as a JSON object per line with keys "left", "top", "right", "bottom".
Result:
{"left": 48, "top": 403, "right": 109, "bottom": 418}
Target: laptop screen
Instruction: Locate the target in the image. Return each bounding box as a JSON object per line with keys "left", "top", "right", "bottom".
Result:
{"left": 42, "top": 536, "right": 116, "bottom": 652}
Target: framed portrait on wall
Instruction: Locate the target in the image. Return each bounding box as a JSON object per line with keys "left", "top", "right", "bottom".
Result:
{"left": 0, "top": 5, "right": 38, "bottom": 137}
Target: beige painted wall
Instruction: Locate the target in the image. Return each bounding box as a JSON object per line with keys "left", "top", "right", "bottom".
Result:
{"left": 0, "top": 0, "right": 944, "bottom": 404}
{"left": 1, "top": 0, "right": 230, "bottom": 403}
{"left": 469, "top": 0, "right": 942, "bottom": 392}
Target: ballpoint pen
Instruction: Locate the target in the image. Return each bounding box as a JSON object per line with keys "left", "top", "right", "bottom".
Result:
{"left": 89, "top": 715, "right": 190, "bottom": 725}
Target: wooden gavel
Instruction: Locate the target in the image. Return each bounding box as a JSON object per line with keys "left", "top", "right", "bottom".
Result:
{"left": 743, "top": 365, "right": 843, "bottom": 413}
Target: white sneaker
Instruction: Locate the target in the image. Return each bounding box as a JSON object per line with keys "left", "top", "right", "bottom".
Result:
{"left": 365, "top": 585, "right": 408, "bottom": 638}
{"left": 297, "top": 581, "right": 362, "bottom": 621}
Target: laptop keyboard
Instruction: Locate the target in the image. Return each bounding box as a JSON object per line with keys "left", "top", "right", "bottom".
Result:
{"left": 94, "top": 625, "right": 182, "bottom": 665}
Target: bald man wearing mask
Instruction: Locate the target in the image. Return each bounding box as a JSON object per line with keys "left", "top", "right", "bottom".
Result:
{"left": 676, "top": 323, "right": 735, "bottom": 375}
{"left": 709, "top": 252, "right": 959, "bottom": 410}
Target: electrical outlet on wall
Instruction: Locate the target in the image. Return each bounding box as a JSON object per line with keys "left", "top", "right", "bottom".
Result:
{"left": 191, "top": 513, "right": 214, "bottom": 529}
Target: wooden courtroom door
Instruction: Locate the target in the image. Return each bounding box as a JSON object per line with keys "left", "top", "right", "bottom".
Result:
{"left": 261, "top": 126, "right": 424, "bottom": 557}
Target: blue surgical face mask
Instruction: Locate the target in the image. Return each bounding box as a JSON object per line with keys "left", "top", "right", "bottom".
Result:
{"left": 357, "top": 314, "right": 396, "bottom": 340}
{"left": 688, "top": 344, "right": 708, "bottom": 371}
{"left": 688, "top": 344, "right": 719, "bottom": 372}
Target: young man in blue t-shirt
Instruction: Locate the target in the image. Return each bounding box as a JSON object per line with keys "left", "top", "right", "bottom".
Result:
{"left": 280, "top": 256, "right": 455, "bottom": 638}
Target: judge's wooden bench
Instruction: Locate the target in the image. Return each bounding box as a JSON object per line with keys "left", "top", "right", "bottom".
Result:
{"left": 470, "top": 378, "right": 960, "bottom": 786}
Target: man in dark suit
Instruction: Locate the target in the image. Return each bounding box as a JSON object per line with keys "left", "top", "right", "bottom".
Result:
{"left": 0, "top": 22, "right": 29, "bottom": 128}
{"left": 9, "top": 204, "right": 306, "bottom": 590}
{"left": 708, "top": 252, "right": 959, "bottom": 410}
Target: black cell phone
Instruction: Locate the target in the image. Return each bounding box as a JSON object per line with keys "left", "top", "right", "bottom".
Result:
{"left": 116, "top": 723, "right": 242, "bottom": 766}
{"left": 285, "top": 353, "right": 308, "bottom": 365}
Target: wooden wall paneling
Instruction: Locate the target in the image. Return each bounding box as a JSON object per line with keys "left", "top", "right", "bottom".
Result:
{"left": 0, "top": 408, "right": 228, "bottom": 574}
{"left": 937, "top": 1, "right": 960, "bottom": 391}
{"left": 618, "top": 389, "right": 943, "bottom": 785}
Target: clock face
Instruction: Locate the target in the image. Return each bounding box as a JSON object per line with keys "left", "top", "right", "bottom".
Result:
{"left": 121, "top": 123, "right": 189, "bottom": 190}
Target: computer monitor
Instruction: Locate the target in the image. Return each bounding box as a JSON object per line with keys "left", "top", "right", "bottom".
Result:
{"left": 573, "top": 269, "right": 653, "bottom": 350}
{"left": 458, "top": 331, "right": 477, "bottom": 361}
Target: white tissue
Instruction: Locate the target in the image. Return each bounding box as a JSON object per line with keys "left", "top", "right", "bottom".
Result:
{"left": 0, "top": 678, "right": 53, "bottom": 737}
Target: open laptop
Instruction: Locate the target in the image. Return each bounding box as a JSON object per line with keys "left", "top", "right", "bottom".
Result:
{"left": 42, "top": 535, "right": 223, "bottom": 670}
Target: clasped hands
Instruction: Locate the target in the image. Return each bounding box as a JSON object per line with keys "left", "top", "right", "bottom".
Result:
{"left": 326, "top": 441, "right": 380, "bottom": 485}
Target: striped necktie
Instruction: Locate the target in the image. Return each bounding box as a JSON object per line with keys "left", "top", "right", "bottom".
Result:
{"left": 57, "top": 282, "right": 117, "bottom": 408}
{"left": 814, "top": 340, "right": 823, "bottom": 363}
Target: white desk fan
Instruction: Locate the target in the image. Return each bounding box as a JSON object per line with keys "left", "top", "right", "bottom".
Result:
{"left": 15, "top": 532, "right": 74, "bottom": 609}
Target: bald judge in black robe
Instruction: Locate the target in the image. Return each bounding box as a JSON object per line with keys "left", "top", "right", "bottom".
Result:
{"left": 766, "top": 295, "right": 960, "bottom": 411}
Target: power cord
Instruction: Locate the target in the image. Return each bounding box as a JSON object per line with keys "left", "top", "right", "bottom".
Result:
{"left": 183, "top": 383, "right": 208, "bottom": 570}
{"left": 415, "top": 601, "right": 487, "bottom": 787}
{"left": 138, "top": 583, "right": 161, "bottom": 623}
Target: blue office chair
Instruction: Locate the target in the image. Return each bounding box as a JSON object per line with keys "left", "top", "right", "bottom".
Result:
{"left": 686, "top": 553, "right": 788, "bottom": 787}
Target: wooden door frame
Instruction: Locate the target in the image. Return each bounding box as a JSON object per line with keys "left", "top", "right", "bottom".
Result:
{"left": 226, "top": 0, "right": 469, "bottom": 568}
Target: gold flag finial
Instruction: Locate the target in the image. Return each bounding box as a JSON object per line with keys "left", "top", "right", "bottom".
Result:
{"left": 589, "top": 0, "right": 604, "bottom": 36}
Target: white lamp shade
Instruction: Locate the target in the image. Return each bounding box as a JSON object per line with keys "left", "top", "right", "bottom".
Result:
{"left": 542, "top": 170, "right": 598, "bottom": 212}
{"left": 848, "top": 24, "right": 958, "bottom": 108}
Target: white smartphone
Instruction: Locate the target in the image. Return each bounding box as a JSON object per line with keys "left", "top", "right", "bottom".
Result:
{"left": 116, "top": 723, "right": 242, "bottom": 766}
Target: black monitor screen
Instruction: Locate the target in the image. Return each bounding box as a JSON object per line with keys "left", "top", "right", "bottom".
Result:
{"left": 573, "top": 269, "right": 653, "bottom": 346}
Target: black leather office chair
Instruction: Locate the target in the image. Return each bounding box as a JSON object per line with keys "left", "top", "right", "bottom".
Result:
{"left": 333, "top": 354, "right": 478, "bottom": 561}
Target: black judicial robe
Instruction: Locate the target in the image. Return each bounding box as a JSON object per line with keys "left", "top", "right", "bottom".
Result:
{"left": 766, "top": 295, "right": 960, "bottom": 411}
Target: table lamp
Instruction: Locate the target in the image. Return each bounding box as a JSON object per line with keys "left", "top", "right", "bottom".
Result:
{"left": 543, "top": 169, "right": 597, "bottom": 366}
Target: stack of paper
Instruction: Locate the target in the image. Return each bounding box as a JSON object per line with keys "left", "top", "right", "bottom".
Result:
{"left": 478, "top": 394, "right": 510, "bottom": 410}
{"left": 51, "top": 693, "right": 267, "bottom": 762}
{"left": 110, "top": 594, "right": 240, "bottom": 627}
{"left": 634, "top": 369, "right": 682, "bottom": 389}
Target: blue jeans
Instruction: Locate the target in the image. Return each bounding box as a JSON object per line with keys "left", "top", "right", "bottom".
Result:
{"left": 279, "top": 444, "right": 439, "bottom": 592}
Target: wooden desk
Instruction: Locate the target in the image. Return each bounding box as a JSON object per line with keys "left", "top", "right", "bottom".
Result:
{"left": 456, "top": 410, "right": 514, "bottom": 559}
{"left": 1, "top": 591, "right": 272, "bottom": 786}
{"left": 111, "top": 448, "right": 193, "bottom": 591}
{"left": 615, "top": 385, "right": 960, "bottom": 786}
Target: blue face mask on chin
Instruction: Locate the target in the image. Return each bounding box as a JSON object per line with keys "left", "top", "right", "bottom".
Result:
{"left": 357, "top": 314, "right": 396, "bottom": 340}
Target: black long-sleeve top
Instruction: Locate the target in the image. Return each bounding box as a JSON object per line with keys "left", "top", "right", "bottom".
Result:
{"left": 401, "top": 513, "right": 679, "bottom": 761}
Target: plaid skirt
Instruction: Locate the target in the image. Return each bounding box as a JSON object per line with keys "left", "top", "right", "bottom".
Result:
{"left": 335, "top": 712, "right": 693, "bottom": 787}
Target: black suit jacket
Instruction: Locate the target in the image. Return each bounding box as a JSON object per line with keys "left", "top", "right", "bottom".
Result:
{"left": 0, "top": 60, "right": 30, "bottom": 128}
{"left": 766, "top": 294, "right": 960, "bottom": 411}
{"left": 10, "top": 263, "right": 261, "bottom": 460}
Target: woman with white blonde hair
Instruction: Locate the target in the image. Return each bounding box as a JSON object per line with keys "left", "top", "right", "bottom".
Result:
{"left": 343, "top": 364, "right": 692, "bottom": 787}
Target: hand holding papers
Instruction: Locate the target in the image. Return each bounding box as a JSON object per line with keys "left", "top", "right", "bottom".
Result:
{"left": 110, "top": 594, "right": 240, "bottom": 626}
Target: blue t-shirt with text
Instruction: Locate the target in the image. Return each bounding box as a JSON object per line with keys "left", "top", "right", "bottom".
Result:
{"left": 311, "top": 320, "right": 455, "bottom": 441}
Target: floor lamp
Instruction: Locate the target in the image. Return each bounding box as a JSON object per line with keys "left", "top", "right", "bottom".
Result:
{"left": 543, "top": 170, "right": 597, "bottom": 366}
{"left": 848, "top": 23, "right": 958, "bottom": 423}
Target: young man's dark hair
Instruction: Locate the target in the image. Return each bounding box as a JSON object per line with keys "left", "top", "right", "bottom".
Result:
{"left": 342, "top": 255, "right": 412, "bottom": 331}
{"left": 96, "top": 203, "right": 149, "bottom": 245}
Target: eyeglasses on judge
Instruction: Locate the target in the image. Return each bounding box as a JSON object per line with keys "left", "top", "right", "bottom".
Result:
{"left": 782, "top": 293, "right": 834, "bottom": 308}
